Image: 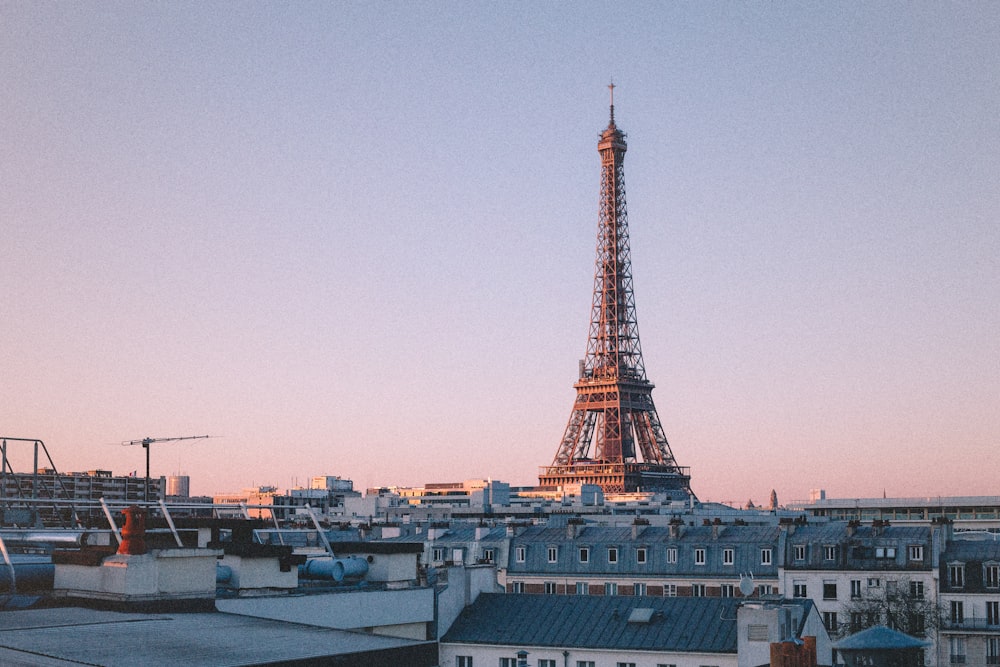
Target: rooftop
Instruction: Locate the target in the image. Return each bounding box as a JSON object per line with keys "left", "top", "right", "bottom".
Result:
{"left": 443, "top": 593, "right": 741, "bottom": 654}
{"left": 0, "top": 606, "right": 435, "bottom": 666}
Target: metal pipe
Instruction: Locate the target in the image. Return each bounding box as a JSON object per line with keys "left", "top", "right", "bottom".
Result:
{"left": 0, "top": 531, "right": 85, "bottom": 546}
{"left": 158, "top": 500, "right": 183, "bottom": 547}
{"left": 298, "top": 556, "right": 368, "bottom": 582}
{"left": 100, "top": 497, "right": 122, "bottom": 545}
{"left": 0, "top": 534, "right": 14, "bottom": 593}
{"left": 303, "top": 504, "right": 335, "bottom": 557}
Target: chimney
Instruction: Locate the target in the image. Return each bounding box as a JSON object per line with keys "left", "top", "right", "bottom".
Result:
{"left": 669, "top": 517, "right": 683, "bottom": 538}
{"left": 632, "top": 517, "right": 649, "bottom": 540}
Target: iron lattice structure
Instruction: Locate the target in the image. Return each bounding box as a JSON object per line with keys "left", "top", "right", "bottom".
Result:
{"left": 539, "top": 93, "right": 693, "bottom": 498}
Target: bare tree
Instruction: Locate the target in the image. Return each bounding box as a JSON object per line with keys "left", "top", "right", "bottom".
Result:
{"left": 839, "top": 578, "right": 941, "bottom": 638}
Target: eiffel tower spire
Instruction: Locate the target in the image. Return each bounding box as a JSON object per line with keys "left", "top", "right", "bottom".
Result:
{"left": 539, "top": 91, "right": 694, "bottom": 499}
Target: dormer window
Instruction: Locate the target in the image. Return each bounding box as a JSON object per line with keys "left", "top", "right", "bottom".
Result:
{"left": 875, "top": 546, "right": 896, "bottom": 559}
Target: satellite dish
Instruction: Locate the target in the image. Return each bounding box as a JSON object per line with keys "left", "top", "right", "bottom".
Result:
{"left": 739, "top": 573, "right": 755, "bottom": 597}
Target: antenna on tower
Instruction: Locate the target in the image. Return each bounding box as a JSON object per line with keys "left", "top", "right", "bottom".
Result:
{"left": 608, "top": 80, "right": 616, "bottom": 124}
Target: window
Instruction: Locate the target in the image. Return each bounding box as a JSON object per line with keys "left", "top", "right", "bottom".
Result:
{"left": 547, "top": 546, "right": 558, "bottom": 563}
{"left": 657, "top": 664, "right": 678, "bottom": 667}
{"left": 544, "top": 581, "right": 556, "bottom": 594}
{"left": 911, "top": 613, "right": 926, "bottom": 636}
{"left": 576, "top": 662, "right": 595, "bottom": 667}
{"left": 511, "top": 581, "right": 524, "bottom": 593}
{"left": 875, "top": 546, "right": 896, "bottom": 559}
{"left": 793, "top": 545, "right": 806, "bottom": 561}
{"left": 951, "top": 600, "right": 964, "bottom": 624}
{"left": 761, "top": 548, "right": 772, "bottom": 565}
{"left": 910, "top": 580, "right": 924, "bottom": 599}
{"left": 988, "top": 637, "right": 1000, "bottom": 665}
{"left": 850, "top": 612, "right": 864, "bottom": 632}
{"left": 608, "top": 547, "right": 618, "bottom": 564}
{"left": 908, "top": 545, "right": 924, "bottom": 561}
{"left": 499, "top": 659, "right": 517, "bottom": 667}
{"left": 539, "top": 661, "right": 556, "bottom": 667}
{"left": 515, "top": 546, "right": 526, "bottom": 563}
{"left": 824, "top": 545, "right": 837, "bottom": 561}
{"left": 578, "top": 547, "right": 589, "bottom": 564}
{"left": 720, "top": 584, "right": 734, "bottom": 598}
{"left": 988, "top": 600, "right": 1000, "bottom": 626}
{"left": 482, "top": 548, "right": 495, "bottom": 564}
{"left": 793, "top": 582, "right": 807, "bottom": 598}
{"left": 456, "top": 657, "right": 473, "bottom": 667}
{"left": 823, "top": 582, "right": 837, "bottom": 600}
{"left": 723, "top": 548, "right": 734, "bottom": 565}
{"left": 695, "top": 548, "right": 706, "bottom": 565}
{"left": 634, "top": 582, "right": 646, "bottom": 596}
{"left": 637, "top": 547, "right": 647, "bottom": 564}
{"left": 757, "top": 584, "right": 775, "bottom": 596}
{"left": 987, "top": 564, "right": 1000, "bottom": 589}
{"left": 666, "top": 547, "right": 677, "bottom": 564}
{"left": 823, "top": 611, "right": 838, "bottom": 633}
{"left": 868, "top": 578, "right": 881, "bottom": 588}
{"left": 950, "top": 636, "right": 966, "bottom": 664}
{"left": 692, "top": 583, "right": 706, "bottom": 597}
{"left": 616, "top": 663, "right": 636, "bottom": 667}
{"left": 432, "top": 547, "right": 445, "bottom": 561}
{"left": 605, "top": 582, "right": 618, "bottom": 595}
{"left": 851, "top": 579, "right": 862, "bottom": 599}
{"left": 663, "top": 583, "right": 677, "bottom": 597}
{"left": 949, "top": 563, "right": 965, "bottom": 588}
{"left": 575, "top": 581, "right": 588, "bottom": 595}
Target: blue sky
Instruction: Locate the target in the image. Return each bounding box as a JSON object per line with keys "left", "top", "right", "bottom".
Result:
{"left": 2, "top": 2, "right": 998, "bottom": 503}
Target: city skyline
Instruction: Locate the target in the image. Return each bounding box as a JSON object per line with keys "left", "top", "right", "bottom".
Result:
{"left": 3, "top": 4, "right": 998, "bottom": 503}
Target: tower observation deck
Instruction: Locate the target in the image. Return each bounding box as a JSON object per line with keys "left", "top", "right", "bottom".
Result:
{"left": 539, "top": 88, "right": 694, "bottom": 500}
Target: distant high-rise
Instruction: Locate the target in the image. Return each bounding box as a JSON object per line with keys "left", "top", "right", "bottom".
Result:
{"left": 167, "top": 475, "right": 191, "bottom": 498}
{"left": 539, "top": 88, "right": 694, "bottom": 499}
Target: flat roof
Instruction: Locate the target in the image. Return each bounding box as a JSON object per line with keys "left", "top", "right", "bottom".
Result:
{"left": 0, "top": 607, "right": 434, "bottom": 666}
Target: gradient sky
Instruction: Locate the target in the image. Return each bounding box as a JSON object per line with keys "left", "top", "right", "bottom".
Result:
{"left": 2, "top": 3, "right": 998, "bottom": 504}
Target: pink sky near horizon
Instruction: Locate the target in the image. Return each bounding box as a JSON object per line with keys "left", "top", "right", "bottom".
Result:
{"left": 2, "top": 3, "right": 998, "bottom": 504}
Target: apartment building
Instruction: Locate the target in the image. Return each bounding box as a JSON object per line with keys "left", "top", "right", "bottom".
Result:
{"left": 938, "top": 534, "right": 1000, "bottom": 666}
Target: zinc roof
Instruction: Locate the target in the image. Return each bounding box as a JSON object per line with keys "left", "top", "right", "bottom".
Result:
{"left": 442, "top": 593, "right": 739, "bottom": 654}
{"left": 508, "top": 524, "right": 780, "bottom": 577}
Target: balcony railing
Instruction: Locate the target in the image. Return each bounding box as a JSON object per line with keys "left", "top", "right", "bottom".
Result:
{"left": 942, "top": 617, "right": 1000, "bottom": 632}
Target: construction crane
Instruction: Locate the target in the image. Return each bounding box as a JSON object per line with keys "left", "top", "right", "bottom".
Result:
{"left": 122, "top": 435, "right": 212, "bottom": 502}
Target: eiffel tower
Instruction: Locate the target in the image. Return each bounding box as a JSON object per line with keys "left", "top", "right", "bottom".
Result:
{"left": 539, "top": 86, "right": 694, "bottom": 499}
